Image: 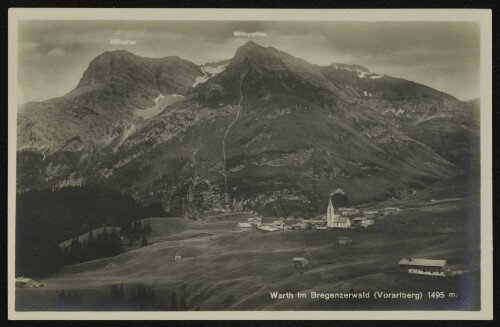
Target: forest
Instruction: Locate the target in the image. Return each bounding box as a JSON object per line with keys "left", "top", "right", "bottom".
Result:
{"left": 16, "top": 186, "right": 165, "bottom": 277}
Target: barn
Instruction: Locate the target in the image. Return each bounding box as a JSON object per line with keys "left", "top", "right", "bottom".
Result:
{"left": 291, "top": 257, "right": 309, "bottom": 268}
{"left": 399, "top": 258, "right": 449, "bottom": 277}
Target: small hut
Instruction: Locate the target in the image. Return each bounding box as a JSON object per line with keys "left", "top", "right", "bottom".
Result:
{"left": 337, "top": 236, "right": 353, "bottom": 245}
{"left": 291, "top": 257, "right": 309, "bottom": 268}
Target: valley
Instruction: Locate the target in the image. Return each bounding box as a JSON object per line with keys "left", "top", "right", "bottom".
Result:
{"left": 16, "top": 174, "right": 480, "bottom": 311}
{"left": 14, "top": 40, "right": 482, "bottom": 312}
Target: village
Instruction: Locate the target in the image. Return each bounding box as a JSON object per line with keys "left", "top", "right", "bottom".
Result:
{"left": 235, "top": 198, "right": 393, "bottom": 233}
{"left": 233, "top": 198, "right": 460, "bottom": 278}
{"left": 15, "top": 198, "right": 467, "bottom": 293}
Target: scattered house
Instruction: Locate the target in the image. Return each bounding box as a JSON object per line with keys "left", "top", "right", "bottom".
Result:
{"left": 327, "top": 198, "right": 351, "bottom": 228}
{"left": 338, "top": 207, "right": 359, "bottom": 216}
{"left": 308, "top": 219, "right": 326, "bottom": 226}
{"left": 15, "top": 277, "right": 43, "bottom": 288}
{"left": 286, "top": 217, "right": 295, "bottom": 221}
{"left": 363, "top": 210, "right": 379, "bottom": 218}
{"left": 337, "top": 236, "right": 352, "bottom": 245}
{"left": 174, "top": 255, "right": 182, "bottom": 261}
{"left": 352, "top": 217, "right": 374, "bottom": 227}
{"left": 291, "top": 257, "right": 309, "bottom": 268}
{"left": 398, "top": 258, "right": 449, "bottom": 277}
{"left": 292, "top": 222, "right": 309, "bottom": 230}
{"left": 235, "top": 222, "right": 253, "bottom": 232}
{"left": 272, "top": 220, "right": 285, "bottom": 229}
{"left": 383, "top": 207, "right": 401, "bottom": 215}
{"left": 284, "top": 225, "right": 293, "bottom": 230}
{"left": 248, "top": 217, "right": 262, "bottom": 227}
{"left": 259, "top": 223, "right": 279, "bottom": 232}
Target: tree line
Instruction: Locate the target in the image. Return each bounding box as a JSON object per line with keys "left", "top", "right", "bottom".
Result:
{"left": 62, "top": 227, "right": 124, "bottom": 265}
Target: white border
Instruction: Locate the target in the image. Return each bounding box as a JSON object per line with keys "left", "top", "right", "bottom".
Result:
{"left": 7, "top": 8, "right": 493, "bottom": 320}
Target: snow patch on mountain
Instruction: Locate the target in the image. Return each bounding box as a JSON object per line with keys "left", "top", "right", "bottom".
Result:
{"left": 134, "top": 93, "right": 185, "bottom": 119}
{"left": 357, "top": 70, "right": 384, "bottom": 80}
{"left": 193, "top": 63, "right": 228, "bottom": 87}
{"left": 357, "top": 71, "right": 370, "bottom": 79}
{"left": 154, "top": 93, "right": 165, "bottom": 103}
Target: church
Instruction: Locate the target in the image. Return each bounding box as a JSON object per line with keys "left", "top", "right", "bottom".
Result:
{"left": 327, "top": 197, "right": 351, "bottom": 228}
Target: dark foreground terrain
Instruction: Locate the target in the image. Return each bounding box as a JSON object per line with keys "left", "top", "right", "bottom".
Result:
{"left": 16, "top": 175, "right": 480, "bottom": 311}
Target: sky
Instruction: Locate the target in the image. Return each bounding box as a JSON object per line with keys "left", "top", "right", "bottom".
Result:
{"left": 17, "top": 20, "right": 480, "bottom": 103}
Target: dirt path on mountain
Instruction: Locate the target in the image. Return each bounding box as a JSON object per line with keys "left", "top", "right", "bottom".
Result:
{"left": 222, "top": 72, "right": 246, "bottom": 210}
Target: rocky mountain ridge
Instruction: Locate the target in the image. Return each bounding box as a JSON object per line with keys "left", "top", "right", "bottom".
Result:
{"left": 17, "top": 41, "right": 479, "bottom": 217}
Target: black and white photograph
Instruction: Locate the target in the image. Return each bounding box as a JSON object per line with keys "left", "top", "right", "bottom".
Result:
{"left": 7, "top": 8, "right": 493, "bottom": 320}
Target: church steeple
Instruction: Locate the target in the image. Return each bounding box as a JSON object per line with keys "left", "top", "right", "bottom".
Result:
{"left": 327, "top": 197, "right": 335, "bottom": 228}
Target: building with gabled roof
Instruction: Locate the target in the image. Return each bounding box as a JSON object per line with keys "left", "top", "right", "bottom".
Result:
{"left": 247, "top": 217, "right": 262, "bottom": 227}
{"left": 363, "top": 210, "right": 379, "bottom": 218}
{"left": 15, "top": 277, "right": 43, "bottom": 288}
{"left": 291, "top": 257, "right": 309, "bottom": 268}
{"left": 399, "top": 258, "right": 449, "bottom": 277}
{"left": 235, "top": 222, "right": 253, "bottom": 232}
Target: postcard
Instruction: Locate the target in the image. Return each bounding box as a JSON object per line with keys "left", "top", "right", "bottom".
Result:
{"left": 8, "top": 8, "right": 493, "bottom": 320}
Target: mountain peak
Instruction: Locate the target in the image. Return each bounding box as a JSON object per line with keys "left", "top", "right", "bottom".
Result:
{"left": 240, "top": 40, "right": 263, "bottom": 49}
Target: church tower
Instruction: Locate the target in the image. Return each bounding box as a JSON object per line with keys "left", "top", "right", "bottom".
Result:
{"left": 327, "top": 197, "right": 335, "bottom": 228}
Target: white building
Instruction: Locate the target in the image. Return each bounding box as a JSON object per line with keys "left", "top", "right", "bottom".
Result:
{"left": 398, "top": 258, "right": 449, "bottom": 277}
{"left": 338, "top": 207, "right": 359, "bottom": 216}
{"left": 259, "top": 225, "right": 279, "bottom": 232}
{"left": 352, "top": 217, "right": 374, "bottom": 227}
{"left": 248, "top": 217, "right": 262, "bottom": 227}
{"left": 236, "top": 222, "right": 253, "bottom": 232}
{"left": 327, "top": 198, "right": 351, "bottom": 228}
{"left": 15, "top": 277, "right": 43, "bottom": 288}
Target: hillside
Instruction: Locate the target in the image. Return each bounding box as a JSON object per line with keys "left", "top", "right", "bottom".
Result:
{"left": 16, "top": 178, "right": 480, "bottom": 311}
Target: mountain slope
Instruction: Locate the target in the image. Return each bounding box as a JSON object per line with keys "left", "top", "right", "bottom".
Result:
{"left": 17, "top": 51, "right": 202, "bottom": 188}
{"left": 17, "top": 41, "right": 477, "bottom": 217}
